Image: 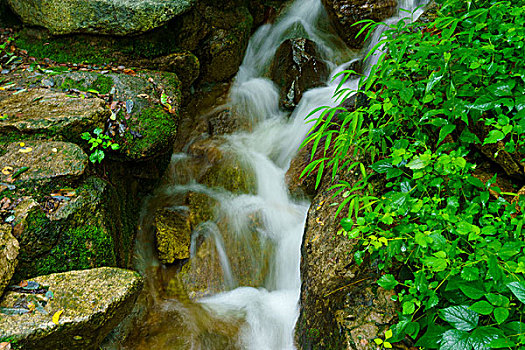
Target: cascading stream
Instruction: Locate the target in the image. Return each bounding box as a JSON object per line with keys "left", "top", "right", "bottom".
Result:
{"left": 126, "top": 1, "right": 429, "bottom": 349}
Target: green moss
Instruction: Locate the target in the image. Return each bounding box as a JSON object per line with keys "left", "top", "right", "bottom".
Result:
{"left": 119, "top": 106, "right": 177, "bottom": 159}
{"left": 29, "top": 224, "right": 117, "bottom": 277}
{"left": 59, "top": 75, "right": 113, "bottom": 94}
{"left": 16, "top": 33, "right": 113, "bottom": 65}
{"left": 60, "top": 77, "right": 87, "bottom": 91}
{"left": 91, "top": 75, "right": 114, "bottom": 94}
{"left": 15, "top": 26, "right": 182, "bottom": 66}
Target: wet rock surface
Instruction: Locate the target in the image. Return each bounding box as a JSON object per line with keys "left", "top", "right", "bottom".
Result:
{"left": 270, "top": 38, "right": 329, "bottom": 110}
{"left": 295, "top": 151, "right": 397, "bottom": 349}
{"left": 0, "top": 267, "right": 143, "bottom": 350}
{"left": 0, "top": 89, "right": 108, "bottom": 141}
{"left": 0, "top": 224, "right": 19, "bottom": 296}
{"left": 7, "top": 0, "right": 196, "bottom": 36}
{"left": 154, "top": 208, "right": 192, "bottom": 264}
{"left": 321, "top": 0, "right": 398, "bottom": 49}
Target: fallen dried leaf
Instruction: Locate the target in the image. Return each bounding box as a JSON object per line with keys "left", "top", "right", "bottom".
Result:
{"left": 1, "top": 166, "right": 13, "bottom": 175}
{"left": 19, "top": 280, "right": 28, "bottom": 288}
{"left": 0, "top": 341, "right": 11, "bottom": 350}
{"left": 52, "top": 309, "right": 64, "bottom": 325}
{"left": 18, "top": 147, "right": 33, "bottom": 153}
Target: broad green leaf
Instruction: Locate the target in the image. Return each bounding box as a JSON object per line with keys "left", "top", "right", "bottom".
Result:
{"left": 487, "top": 255, "right": 503, "bottom": 282}
{"left": 459, "top": 283, "right": 485, "bottom": 300}
{"left": 469, "top": 301, "right": 493, "bottom": 315}
{"left": 489, "top": 338, "right": 516, "bottom": 348}
{"left": 378, "top": 274, "right": 398, "bottom": 290}
{"left": 470, "top": 327, "right": 504, "bottom": 350}
{"left": 416, "top": 325, "right": 447, "bottom": 348}
{"left": 402, "top": 301, "right": 416, "bottom": 315}
{"left": 370, "top": 160, "right": 393, "bottom": 173}
{"left": 438, "top": 124, "right": 456, "bottom": 145}
{"left": 487, "top": 80, "right": 516, "bottom": 97}
{"left": 439, "top": 305, "right": 479, "bottom": 331}
{"left": 506, "top": 281, "right": 525, "bottom": 304}
{"left": 485, "top": 294, "right": 509, "bottom": 308}
{"left": 493, "top": 307, "right": 509, "bottom": 324}
{"left": 407, "top": 155, "right": 430, "bottom": 170}
{"left": 461, "top": 266, "right": 480, "bottom": 281}
{"left": 483, "top": 130, "right": 505, "bottom": 145}
{"left": 499, "top": 242, "right": 523, "bottom": 260}
{"left": 423, "top": 256, "right": 448, "bottom": 272}
{"left": 439, "top": 329, "right": 471, "bottom": 350}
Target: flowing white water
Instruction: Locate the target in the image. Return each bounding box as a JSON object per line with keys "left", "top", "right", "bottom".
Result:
{"left": 195, "top": 1, "right": 428, "bottom": 349}
{"left": 127, "top": 1, "right": 429, "bottom": 349}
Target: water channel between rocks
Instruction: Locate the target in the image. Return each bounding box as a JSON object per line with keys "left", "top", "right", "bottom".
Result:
{"left": 120, "top": 0, "right": 428, "bottom": 349}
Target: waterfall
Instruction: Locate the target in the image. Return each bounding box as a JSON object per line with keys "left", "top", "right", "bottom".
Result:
{"left": 125, "top": 0, "right": 429, "bottom": 349}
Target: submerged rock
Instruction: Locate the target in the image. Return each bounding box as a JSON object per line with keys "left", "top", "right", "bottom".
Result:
{"left": 6, "top": 0, "right": 195, "bottom": 36}
{"left": 0, "top": 267, "right": 143, "bottom": 350}
{"left": 0, "top": 224, "right": 19, "bottom": 296}
{"left": 270, "top": 38, "right": 329, "bottom": 110}
{"left": 154, "top": 208, "right": 192, "bottom": 264}
{"left": 321, "top": 0, "right": 398, "bottom": 49}
{"left": 0, "top": 89, "right": 108, "bottom": 142}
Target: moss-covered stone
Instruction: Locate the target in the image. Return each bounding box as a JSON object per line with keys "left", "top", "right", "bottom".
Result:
{"left": 119, "top": 106, "right": 178, "bottom": 160}
{"left": 154, "top": 208, "right": 192, "bottom": 264}
{"left": 0, "top": 89, "right": 108, "bottom": 142}
{"left": 14, "top": 177, "right": 120, "bottom": 280}
{"left": 0, "top": 141, "right": 87, "bottom": 183}
{"left": 0, "top": 267, "right": 143, "bottom": 350}
{"left": 0, "top": 224, "right": 19, "bottom": 297}
{"left": 7, "top": 0, "right": 196, "bottom": 36}
{"left": 196, "top": 6, "right": 254, "bottom": 83}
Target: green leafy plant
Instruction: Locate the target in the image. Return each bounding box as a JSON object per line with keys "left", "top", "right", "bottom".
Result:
{"left": 303, "top": 0, "right": 525, "bottom": 348}
{"left": 81, "top": 128, "right": 120, "bottom": 163}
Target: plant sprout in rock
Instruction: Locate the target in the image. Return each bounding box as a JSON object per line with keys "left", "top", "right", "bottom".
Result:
{"left": 81, "top": 128, "right": 120, "bottom": 163}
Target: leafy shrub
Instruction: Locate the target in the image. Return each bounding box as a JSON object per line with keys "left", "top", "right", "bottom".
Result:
{"left": 303, "top": 0, "right": 525, "bottom": 348}
{"left": 81, "top": 128, "right": 120, "bottom": 163}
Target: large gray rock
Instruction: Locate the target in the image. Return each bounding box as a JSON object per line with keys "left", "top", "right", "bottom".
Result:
{"left": 7, "top": 0, "right": 195, "bottom": 36}
{"left": 0, "top": 224, "right": 19, "bottom": 297}
{"left": 0, "top": 267, "right": 143, "bottom": 350}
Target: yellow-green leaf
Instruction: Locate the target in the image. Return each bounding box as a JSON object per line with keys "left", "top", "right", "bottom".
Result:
{"left": 52, "top": 310, "right": 64, "bottom": 325}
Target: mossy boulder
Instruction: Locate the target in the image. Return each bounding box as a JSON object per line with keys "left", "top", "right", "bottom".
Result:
{"left": 7, "top": 0, "right": 195, "bottom": 36}
{"left": 0, "top": 141, "right": 87, "bottom": 183}
{"left": 195, "top": 6, "right": 254, "bottom": 83}
{"left": 0, "top": 89, "right": 108, "bottom": 142}
{"left": 0, "top": 224, "right": 19, "bottom": 297}
{"left": 154, "top": 208, "right": 192, "bottom": 264}
{"left": 53, "top": 71, "right": 182, "bottom": 161}
{"left": 0, "top": 267, "right": 143, "bottom": 350}
{"left": 13, "top": 177, "right": 122, "bottom": 280}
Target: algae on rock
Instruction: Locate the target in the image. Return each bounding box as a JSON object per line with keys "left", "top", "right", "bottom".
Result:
{"left": 7, "top": 0, "right": 196, "bottom": 36}
{"left": 0, "top": 224, "right": 19, "bottom": 297}
{"left": 0, "top": 267, "right": 143, "bottom": 350}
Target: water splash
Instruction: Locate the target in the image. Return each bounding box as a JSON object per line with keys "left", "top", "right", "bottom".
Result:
{"left": 126, "top": 0, "right": 429, "bottom": 349}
